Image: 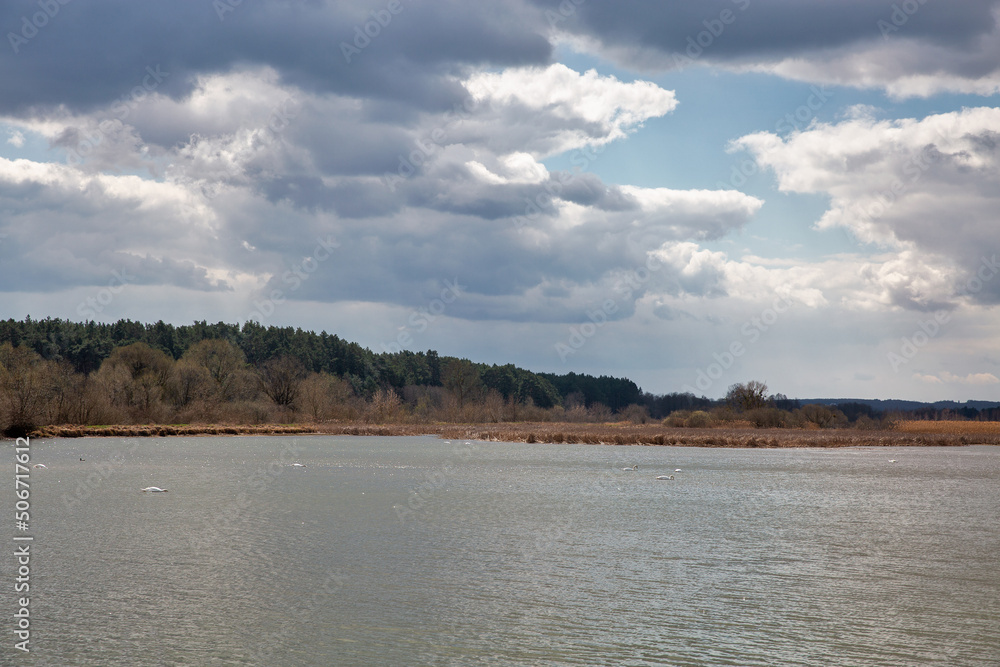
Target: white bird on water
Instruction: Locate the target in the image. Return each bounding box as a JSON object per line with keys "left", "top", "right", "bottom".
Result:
{"left": 622, "top": 465, "right": 638, "bottom": 471}
{"left": 141, "top": 487, "right": 168, "bottom": 493}
{"left": 656, "top": 475, "right": 675, "bottom": 480}
{"left": 291, "top": 463, "right": 307, "bottom": 468}
{"left": 888, "top": 459, "right": 897, "bottom": 463}
{"left": 675, "top": 469, "right": 682, "bottom": 472}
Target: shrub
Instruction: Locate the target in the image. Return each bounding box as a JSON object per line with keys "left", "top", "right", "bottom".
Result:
{"left": 685, "top": 410, "right": 714, "bottom": 428}
{"left": 218, "top": 400, "right": 275, "bottom": 425}
{"left": 365, "top": 388, "right": 403, "bottom": 424}
{"left": 745, "top": 407, "right": 788, "bottom": 428}
{"left": 664, "top": 410, "right": 690, "bottom": 427}
{"left": 855, "top": 414, "right": 899, "bottom": 431}
{"left": 621, "top": 404, "right": 650, "bottom": 424}
{"left": 798, "top": 404, "right": 848, "bottom": 428}
{"left": 854, "top": 415, "right": 880, "bottom": 430}
{"left": 710, "top": 406, "right": 741, "bottom": 423}
{"left": 588, "top": 402, "right": 613, "bottom": 422}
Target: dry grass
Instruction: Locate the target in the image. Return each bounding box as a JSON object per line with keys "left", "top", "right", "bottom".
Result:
{"left": 435, "top": 422, "right": 1000, "bottom": 447}
{"left": 31, "top": 424, "right": 318, "bottom": 438}
{"left": 26, "top": 420, "right": 1000, "bottom": 447}
{"left": 896, "top": 420, "right": 1000, "bottom": 435}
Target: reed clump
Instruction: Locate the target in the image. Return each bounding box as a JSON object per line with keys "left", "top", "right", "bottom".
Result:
{"left": 32, "top": 424, "right": 318, "bottom": 438}
{"left": 26, "top": 420, "right": 1000, "bottom": 448}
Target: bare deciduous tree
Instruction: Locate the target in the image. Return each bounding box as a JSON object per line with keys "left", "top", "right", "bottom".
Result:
{"left": 726, "top": 380, "right": 769, "bottom": 412}
{"left": 0, "top": 343, "right": 52, "bottom": 436}
{"left": 799, "top": 403, "right": 848, "bottom": 428}
{"left": 169, "top": 360, "right": 214, "bottom": 408}
{"left": 94, "top": 343, "right": 174, "bottom": 421}
{"left": 366, "top": 388, "right": 402, "bottom": 424}
{"left": 588, "top": 402, "right": 613, "bottom": 422}
{"left": 182, "top": 339, "right": 247, "bottom": 400}
{"left": 298, "top": 372, "right": 354, "bottom": 421}
{"left": 257, "top": 355, "right": 307, "bottom": 407}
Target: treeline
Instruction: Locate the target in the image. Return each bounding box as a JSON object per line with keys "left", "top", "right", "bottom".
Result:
{"left": 0, "top": 317, "right": 643, "bottom": 436}
{"left": 653, "top": 383, "right": 1000, "bottom": 428}
{"left": 909, "top": 405, "right": 1000, "bottom": 421}
{"left": 2, "top": 318, "right": 995, "bottom": 438}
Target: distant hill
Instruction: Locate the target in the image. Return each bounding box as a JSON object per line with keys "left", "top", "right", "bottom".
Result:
{"left": 803, "top": 398, "right": 1000, "bottom": 413}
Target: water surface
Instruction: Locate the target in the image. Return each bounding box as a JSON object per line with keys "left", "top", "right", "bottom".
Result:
{"left": 8, "top": 436, "right": 1000, "bottom": 665}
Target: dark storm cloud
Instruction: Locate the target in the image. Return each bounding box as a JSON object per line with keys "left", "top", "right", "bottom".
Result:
{"left": 4, "top": 1, "right": 998, "bottom": 132}
{"left": 533, "top": 0, "right": 999, "bottom": 63}
{"left": 554, "top": 172, "right": 634, "bottom": 211}
{"left": 1, "top": 0, "right": 550, "bottom": 116}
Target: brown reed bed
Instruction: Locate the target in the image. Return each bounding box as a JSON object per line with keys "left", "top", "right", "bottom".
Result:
{"left": 30, "top": 424, "right": 319, "bottom": 438}
{"left": 895, "top": 420, "right": 1000, "bottom": 435}
{"left": 318, "top": 421, "right": 999, "bottom": 447}
{"left": 425, "top": 422, "right": 999, "bottom": 448}
{"left": 27, "top": 420, "right": 1000, "bottom": 447}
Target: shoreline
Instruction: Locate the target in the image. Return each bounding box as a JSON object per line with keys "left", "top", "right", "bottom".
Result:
{"left": 23, "top": 421, "right": 1000, "bottom": 447}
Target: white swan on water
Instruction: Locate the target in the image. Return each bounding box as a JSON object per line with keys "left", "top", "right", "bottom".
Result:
{"left": 656, "top": 475, "right": 675, "bottom": 480}
{"left": 141, "top": 487, "right": 168, "bottom": 493}
{"left": 622, "top": 465, "right": 638, "bottom": 471}
{"left": 291, "top": 463, "right": 307, "bottom": 467}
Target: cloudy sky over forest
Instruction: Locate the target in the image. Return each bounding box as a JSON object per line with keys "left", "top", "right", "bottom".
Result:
{"left": 1, "top": 0, "right": 999, "bottom": 400}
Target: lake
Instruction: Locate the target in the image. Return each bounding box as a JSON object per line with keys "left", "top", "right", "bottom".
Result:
{"left": 8, "top": 436, "right": 1000, "bottom": 665}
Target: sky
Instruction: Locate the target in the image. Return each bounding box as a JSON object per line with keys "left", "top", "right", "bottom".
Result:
{"left": 1, "top": 0, "right": 999, "bottom": 402}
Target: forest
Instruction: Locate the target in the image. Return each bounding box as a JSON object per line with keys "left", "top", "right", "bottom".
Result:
{"left": 0, "top": 317, "right": 642, "bottom": 436}
{"left": 0, "top": 317, "right": 996, "bottom": 438}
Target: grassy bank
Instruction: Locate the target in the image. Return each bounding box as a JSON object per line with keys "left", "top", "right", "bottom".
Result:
{"left": 26, "top": 420, "right": 1000, "bottom": 447}
{"left": 30, "top": 424, "right": 319, "bottom": 438}
{"left": 416, "top": 421, "right": 998, "bottom": 447}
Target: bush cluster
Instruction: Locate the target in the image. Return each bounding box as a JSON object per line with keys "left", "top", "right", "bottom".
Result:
{"left": 662, "top": 403, "right": 897, "bottom": 431}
